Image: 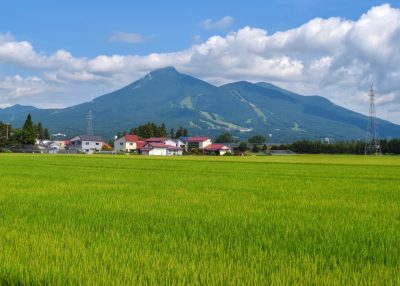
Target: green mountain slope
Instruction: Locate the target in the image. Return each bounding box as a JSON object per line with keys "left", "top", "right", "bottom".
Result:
{"left": 1, "top": 67, "right": 399, "bottom": 142}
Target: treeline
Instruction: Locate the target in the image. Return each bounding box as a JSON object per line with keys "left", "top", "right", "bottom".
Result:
{"left": 0, "top": 114, "right": 50, "bottom": 147}
{"left": 274, "top": 139, "right": 400, "bottom": 155}
{"left": 117, "top": 122, "right": 188, "bottom": 139}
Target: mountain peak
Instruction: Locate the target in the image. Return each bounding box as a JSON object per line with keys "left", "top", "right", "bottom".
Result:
{"left": 149, "top": 66, "right": 179, "bottom": 76}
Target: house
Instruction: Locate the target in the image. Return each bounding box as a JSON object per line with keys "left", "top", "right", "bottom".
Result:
{"left": 144, "top": 137, "right": 177, "bottom": 146}
{"left": 140, "top": 142, "right": 182, "bottom": 156}
{"left": 69, "top": 135, "right": 104, "bottom": 154}
{"left": 114, "top": 134, "right": 140, "bottom": 152}
{"left": 183, "top": 137, "right": 212, "bottom": 151}
{"left": 145, "top": 137, "right": 185, "bottom": 149}
{"left": 170, "top": 138, "right": 186, "bottom": 149}
{"left": 203, "top": 144, "right": 232, "bottom": 156}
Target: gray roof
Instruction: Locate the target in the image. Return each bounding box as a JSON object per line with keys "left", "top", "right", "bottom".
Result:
{"left": 74, "top": 135, "right": 104, "bottom": 142}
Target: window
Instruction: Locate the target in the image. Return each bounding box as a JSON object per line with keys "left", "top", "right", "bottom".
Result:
{"left": 85, "top": 142, "right": 89, "bottom": 145}
{"left": 120, "top": 142, "right": 123, "bottom": 146}
{"left": 96, "top": 142, "right": 99, "bottom": 145}
{"left": 129, "top": 143, "right": 133, "bottom": 146}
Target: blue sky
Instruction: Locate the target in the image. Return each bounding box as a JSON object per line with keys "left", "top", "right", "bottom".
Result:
{"left": 1, "top": 1, "right": 400, "bottom": 123}
{"left": 2, "top": 0, "right": 397, "bottom": 56}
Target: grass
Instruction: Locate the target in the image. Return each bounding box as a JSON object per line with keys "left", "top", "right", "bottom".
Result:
{"left": 0, "top": 154, "right": 399, "bottom": 285}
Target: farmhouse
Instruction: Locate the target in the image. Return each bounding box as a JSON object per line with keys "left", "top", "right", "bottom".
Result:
{"left": 114, "top": 134, "right": 141, "bottom": 152}
{"left": 203, "top": 144, "right": 232, "bottom": 155}
{"left": 140, "top": 142, "right": 183, "bottom": 156}
{"left": 69, "top": 135, "right": 104, "bottom": 154}
{"left": 183, "top": 137, "right": 212, "bottom": 151}
{"left": 144, "top": 137, "right": 177, "bottom": 146}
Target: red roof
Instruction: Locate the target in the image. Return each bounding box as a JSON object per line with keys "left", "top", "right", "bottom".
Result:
{"left": 136, "top": 141, "right": 146, "bottom": 149}
{"left": 145, "top": 137, "right": 167, "bottom": 142}
{"left": 141, "top": 142, "right": 182, "bottom": 151}
{"left": 124, "top": 134, "right": 139, "bottom": 142}
{"left": 204, "top": 144, "right": 230, "bottom": 151}
{"left": 186, "top": 137, "right": 210, "bottom": 142}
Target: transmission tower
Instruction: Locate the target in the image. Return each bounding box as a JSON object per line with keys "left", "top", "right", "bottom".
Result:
{"left": 364, "top": 85, "right": 381, "bottom": 155}
{"left": 86, "top": 110, "right": 93, "bottom": 136}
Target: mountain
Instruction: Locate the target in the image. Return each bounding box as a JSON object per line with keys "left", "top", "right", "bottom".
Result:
{"left": 1, "top": 67, "right": 399, "bottom": 142}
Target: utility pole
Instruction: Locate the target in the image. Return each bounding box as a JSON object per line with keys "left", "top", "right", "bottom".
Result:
{"left": 5, "top": 123, "right": 10, "bottom": 140}
{"left": 365, "top": 85, "right": 381, "bottom": 155}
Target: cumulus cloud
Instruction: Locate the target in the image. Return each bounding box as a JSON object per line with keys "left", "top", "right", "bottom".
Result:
{"left": 0, "top": 75, "right": 50, "bottom": 99}
{"left": 200, "top": 16, "right": 234, "bottom": 30}
{"left": 0, "top": 4, "right": 400, "bottom": 123}
{"left": 109, "top": 32, "right": 144, "bottom": 43}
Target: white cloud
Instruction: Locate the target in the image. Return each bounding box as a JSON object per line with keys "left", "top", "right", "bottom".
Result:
{"left": 0, "top": 75, "right": 50, "bottom": 99}
{"left": 109, "top": 32, "right": 144, "bottom": 43}
{"left": 0, "top": 4, "right": 400, "bottom": 123}
{"left": 200, "top": 16, "right": 234, "bottom": 30}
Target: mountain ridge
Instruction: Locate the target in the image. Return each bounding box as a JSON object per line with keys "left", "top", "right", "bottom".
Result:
{"left": 0, "top": 67, "right": 399, "bottom": 142}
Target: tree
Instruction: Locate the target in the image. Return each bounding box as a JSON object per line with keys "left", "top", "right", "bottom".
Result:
{"left": 215, "top": 132, "right": 233, "bottom": 143}
{"left": 248, "top": 135, "right": 266, "bottom": 144}
{"left": 169, "top": 128, "right": 175, "bottom": 138}
{"left": 43, "top": 128, "right": 50, "bottom": 140}
{"left": 13, "top": 129, "right": 35, "bottom": 145}
{"left": 159, "top": 123, "right": 167, "bottom": 137}
{"left": 21, "top": 114, "right": 36, "bottom": 144}
{"left": 252, "top": 144, "right": 260, "bottom": 153}
{"left": 175, "top": 126, "right": 183, "bottom": 138}
{"left": 237, "top": 142, "right": 248, "bottom": 153}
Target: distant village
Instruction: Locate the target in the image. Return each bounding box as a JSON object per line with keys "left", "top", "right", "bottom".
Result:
{"left": 0, "top": 114, "right": 277, "bottom": 156}
{"left": 38, "top": 134, "right": 233, "bottom": 156}
{"left": 2, "top": 114, "right": 399, "bottom": 155}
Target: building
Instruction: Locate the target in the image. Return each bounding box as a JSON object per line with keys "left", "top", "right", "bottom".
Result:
{"left": 170, "top": 138, "right": 186, "bottom": 149}
{"left": 203, "top": 144, "right": 232, "bottom": 156}
{"left": 144, "top": 137, "right": 177, "bottom": 146}
{"left": 69, "top": 135, "right": 104, "bottom": 154}
{"left": 114, "top": 134, "right": 140, "bottom": 152}
{"left": 140, "top": 142, "right": 182, "bottom": 156}
{"left": 184, "top": 137, "right": 212, "bottom": 151}
{"left": 145, "top": 137, "right": 186, "bottom": 149}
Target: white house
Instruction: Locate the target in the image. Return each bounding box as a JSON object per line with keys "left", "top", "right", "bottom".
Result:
{"left": 69, "top": 135, "right": 104, "bottom": 154}
{"left": 203, "top": 144, "right": 232, "bottom": 156}
{"left": 144, "top": 137, "right": 177, "bottom": 146}
{"left": 184, "top": 137, "right": 212, "bottom": 150}
{"left": 170, "top": 138, "right": 186, "bottom": 149}
{"left": 141, "top": 142, "right": 183, "bottom": 156}
{"left": 114, "top": 134, "right": 140, "bottom": 152}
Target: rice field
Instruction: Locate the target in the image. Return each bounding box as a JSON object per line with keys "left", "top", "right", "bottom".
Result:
{"left": 0, "top": 154, "right": 399, "bottom": 285}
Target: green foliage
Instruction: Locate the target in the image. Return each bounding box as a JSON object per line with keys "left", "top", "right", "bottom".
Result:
{"left": 252, "top": 144, "right": 260, "bottom": 153}
{"left": 0, "top": 154, "right": 399, "bottom": 284}
{"left": 21, "top": 114, "right": 36, "bottom": 144}
{"left": 237, "top": 142, "right": 248, "bottom": 152}
{"left": 0, "top": 122, "right": 11, "bottom": 146}
{"left": 130, "top": 122, "right": 167, "bottom": 138}
{"left": 279, "top": 139, "right": 400, "bottom": 155}
{"left": 11, "top": 129, "right": 35, "bottom": 145}
{"left": 215, "top": 132, "right": 233, "bottom": 143}
{"left": 33, "top": 122, "right": 50, "bottom": 140}
{"left": 174, "top": 126, "right": 188, "bottom": 138}
{"left": 248, "top": 135, "right": 266, "bottom": 144}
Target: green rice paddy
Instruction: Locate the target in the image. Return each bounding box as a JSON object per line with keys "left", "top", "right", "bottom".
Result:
{"left": 0, "top": 154, "right": 399, "bottom": 285}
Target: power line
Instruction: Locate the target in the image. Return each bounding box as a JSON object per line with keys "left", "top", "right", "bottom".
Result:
{"left": 365, "top": 85, "right": 381, "bottom": 155}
